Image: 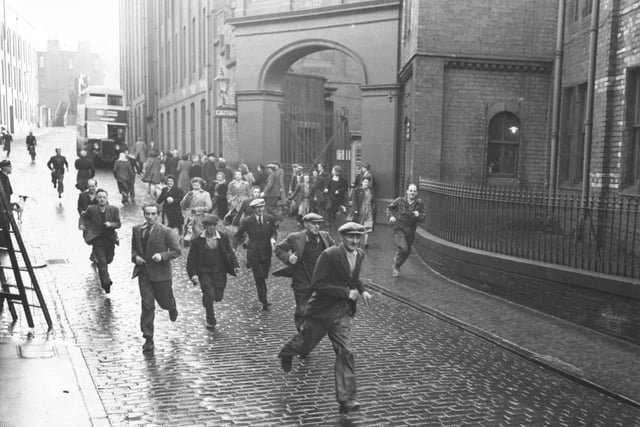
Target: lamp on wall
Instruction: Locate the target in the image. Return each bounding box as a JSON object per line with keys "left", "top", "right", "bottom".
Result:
{"left": 214, "top": 67, "right": 230, "bottom": 105}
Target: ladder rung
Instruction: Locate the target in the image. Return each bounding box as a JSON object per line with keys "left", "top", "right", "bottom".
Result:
{"left": 0, "top": 292, "right": 24, "bottom": 300}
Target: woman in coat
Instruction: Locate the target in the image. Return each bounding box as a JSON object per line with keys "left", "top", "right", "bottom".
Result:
{"left": 180, "top": 177, "right": 213, "bottom": 243}
{"left": 226, "top": 170, "right": 251, "bottom": 224}
{"left": 351, "top": 177, "right": 376, "bottom": 248}
{"left": 210, "top": 171, "right": 228, "bottom": 220}
{"left": 113, "top": 153, "right": 135, "bottom": 204}
{"left": 289, "top": 174, "right": 312, "bottom": 225}
{"left": 75, "top": 150, "right": 95, "bottom": 191}
{"left": 142, "top": 150, "right": 163, "bottom": 195}
{"left": 176, "top": 154, "right": 192, "bottom": 192}
{"left": 156, "top": 175, "right": 184, "bottom": 232}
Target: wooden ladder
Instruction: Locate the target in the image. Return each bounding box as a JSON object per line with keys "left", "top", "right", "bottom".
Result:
{"left": 0, "top": 186, "right": 52, "bottom": 330}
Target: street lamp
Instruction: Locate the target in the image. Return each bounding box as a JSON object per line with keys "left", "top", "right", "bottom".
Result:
{"left": 214, "top": 67, "right": 230, "bottom": 105}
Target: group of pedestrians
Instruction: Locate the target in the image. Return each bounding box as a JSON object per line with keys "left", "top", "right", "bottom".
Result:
{"left": 63, "top": 135, "right": 426, "bottom": 414}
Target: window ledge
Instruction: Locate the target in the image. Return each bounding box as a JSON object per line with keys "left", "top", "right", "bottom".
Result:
{"left": 487, "top": 177, "right": 519, "bottom": 188}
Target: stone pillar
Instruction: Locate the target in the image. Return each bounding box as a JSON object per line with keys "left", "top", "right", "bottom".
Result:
{"left": 236, "top": 90, "right": 284, "bottom": 167}
{"left": 360, "top": 84, "right": 399, "bottom": 202}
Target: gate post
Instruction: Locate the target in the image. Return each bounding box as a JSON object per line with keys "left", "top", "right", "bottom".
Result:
{"left": 360, "top": 84, "right": 399, "bottom": 203}
{"left": 236, "top": 90, "right": 284, "bottom": 167}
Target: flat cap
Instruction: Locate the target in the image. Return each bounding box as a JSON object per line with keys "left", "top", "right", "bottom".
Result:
{"left": 201, "top": 214, "right": 219, "bottom": 225}
{"left": 332, "top": 165, "right": 342, "bottom": 172}
{"left": 302, "top": 212, "right": 324, "bottom": 223}
{"left": 338, "top": 221, "right": 366, "bottom": 235}
{"left": 249, "top": 198, "right": 265, "bottom": 208}
{"left": 0, "top": 160, "right": 11, "bottom": 168}
{"left": 266, "top": 163, "right": 277, "bottom": 169}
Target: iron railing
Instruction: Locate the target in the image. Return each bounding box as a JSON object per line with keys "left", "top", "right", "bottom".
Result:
{"left": 420, "top": 180, "right": 640, "bottom": 279}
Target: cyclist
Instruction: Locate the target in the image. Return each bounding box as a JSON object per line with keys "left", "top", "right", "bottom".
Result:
{"left": 46, "top": 148, "right": 69, "bottom": 198}
{"left": 26, "top": 131, "right": 36, "bottom": 161}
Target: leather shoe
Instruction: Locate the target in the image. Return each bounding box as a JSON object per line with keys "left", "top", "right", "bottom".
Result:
{"left": 142, "top": 338, "right": 154, "bottom": 353}
{"left": 262, "top": 302, "right": 271, "bottom": 311}
{"left": 279, "top": 355, "right": 293, "bottom": 373}
{"left": 205, "top": 321, "right": 216, "bottom": 330}
{"left": 169, "top": 308, "right": 178, "bottom": 322}
{"left": 102, "top": 282, "right": 112, "bottom": 294}
{"left": 391, "top": 265, "right": 399, "bottom": 277}
{"left": 339, "top": 401, "right": 360, "bottom": 413}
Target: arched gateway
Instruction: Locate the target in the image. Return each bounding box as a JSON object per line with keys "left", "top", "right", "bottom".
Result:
{"left": 229, "top": 0, "right": 400, "bottom": 201}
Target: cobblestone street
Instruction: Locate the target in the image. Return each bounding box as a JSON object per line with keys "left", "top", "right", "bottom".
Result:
{"left": 2, "top": 128, "right": 640, "bottom": 425}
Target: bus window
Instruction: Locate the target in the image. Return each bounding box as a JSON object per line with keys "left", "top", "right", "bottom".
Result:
{"left": 107, "top": 95, "right": 123, "bottom": 106}
{"left": 88, "top": 93, "right": 107, "bottom": 106}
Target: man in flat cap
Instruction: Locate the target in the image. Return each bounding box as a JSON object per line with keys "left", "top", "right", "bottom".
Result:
{"left": 132, "top": 203, "right": 182, "bottom": 353}
{"left": 274, "top": 212, "right": 335, "bottom": 331}
{"left": 187, "top": 213, "right": 239, "bottom": 329}
{"left": 277, "top": 221, "right": 372, "bottom": 414}
{"left": 234, "top": 198, "right": 278, "bottom": 310}
{"left": 0, "top": 160, "right": 12, "bottom": 206}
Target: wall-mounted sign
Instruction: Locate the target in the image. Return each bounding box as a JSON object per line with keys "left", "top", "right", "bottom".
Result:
{"left": 215, "top": 105, "right": 237, "bottom": 119}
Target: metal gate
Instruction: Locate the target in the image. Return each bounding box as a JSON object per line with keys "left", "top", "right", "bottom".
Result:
{"left": 280, "top": 107, "right": 351, "bottom": 188}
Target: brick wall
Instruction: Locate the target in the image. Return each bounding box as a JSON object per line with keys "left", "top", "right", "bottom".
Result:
{"left": 441, "top": 67, "right": 551, "bottom": 186}
{"left": 417, "top": 0, "right": 556, "bottom": 59}
{"left": 399, "top": 0, "right": 556, "bottom": 190}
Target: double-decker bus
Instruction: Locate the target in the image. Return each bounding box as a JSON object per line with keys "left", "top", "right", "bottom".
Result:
{"left": 76, "top": 86, "right": 128, "bottom": 165}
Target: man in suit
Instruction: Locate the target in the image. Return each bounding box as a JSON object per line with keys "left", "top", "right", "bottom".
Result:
{"left": 234, "top": 198, "right": 278, "bottom": 311}
{"left": 274, "top": 212, "right": 335, "bottom": 331}
{"left": 387, "top": 183, "right": 425, "bottom": 277}
{"left": 132, "top": 203, "right": 182, "bottom": 353}
{"left": 79, "top": 189, "right": 121, "bottom": 294}
{"left": 187, "top": 214, "right": 239, "bottom": 329}
{"left": 277, "top": 222, "right": 372, "bottom": 414}
{"left": 324, "top": 165, "right": 348, "bottom": 226}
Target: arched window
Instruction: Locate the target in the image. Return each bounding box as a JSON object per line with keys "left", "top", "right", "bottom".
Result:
{"left": 487, "top": 112, "right": 520, "bottom": 177}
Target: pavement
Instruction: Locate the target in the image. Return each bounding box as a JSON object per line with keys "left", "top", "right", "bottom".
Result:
{"left": 1, "top": 126, "right": 639, "bottom": 426}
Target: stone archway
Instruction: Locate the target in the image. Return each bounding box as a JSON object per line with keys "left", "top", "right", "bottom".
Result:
{"left": 258, "top": 39, "right": 368, "bottom": 91}
{"left": 230, "top": 1, "right": 400, "bottom": 200}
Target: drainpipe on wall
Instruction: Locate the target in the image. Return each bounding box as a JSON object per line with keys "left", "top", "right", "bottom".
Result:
{"left": 581, "top": 0, "right": 600, "bottom": 213}
{"left": 548, "top": 0, "right": 566, "bottom": 200}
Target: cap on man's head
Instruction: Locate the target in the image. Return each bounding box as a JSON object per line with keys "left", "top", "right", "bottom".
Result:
{"left": 266, "top": 163, "right": 277, "bottom": 169}
{"left": 302, "top": 213, "right": 324, "bottom": 223}
{"left": 332, "top": 165, "right": 342, "bottom": 172}
{"left": 201, "top": 214, "right": 219, "bottom": 225}
{"left": 338, "top": 221, "right": 366, "bottom": 235}
{"left": 249, "top": 198, "right": 265, "bottom": 208}
{"left": 0, "top": 160, "right": 10, "bottom": 168}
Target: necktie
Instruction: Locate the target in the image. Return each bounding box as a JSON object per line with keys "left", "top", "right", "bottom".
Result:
{"left": 258, "top": 216, "right": 262, "bottom": 226}
{"left": 142, "top": 227, "right": 149, "bottom": 251}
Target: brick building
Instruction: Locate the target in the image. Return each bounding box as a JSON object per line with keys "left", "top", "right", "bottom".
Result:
{"left": 401, "top": 1, "right": 640, "bottom": 344}
{"left": 38, "top": 40, "right": 104, "bottom": 126}
{"left": 398, "top": 0, "right": 557, "bottom": 191}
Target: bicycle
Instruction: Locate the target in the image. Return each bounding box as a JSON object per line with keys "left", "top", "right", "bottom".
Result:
{"left": 27, "top": 145, "right": 36, "bottom": 162}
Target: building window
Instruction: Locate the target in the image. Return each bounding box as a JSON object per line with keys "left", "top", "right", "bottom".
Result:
{"left": 573, "top": 0, "right": 592, "bottom": 22}
{"left": 626, "top": 68, "right": 640, "bottom": 189}
{"left": 166, "top": 110, "right": 171, "bottom": 148}
{"left": 559, "top": 83, "right": 587, "bottom": 186}
{"left": 160, "top": 112, "right": 164, "bottom": 150}
{"left": 487, "top": 112, "right": 520, "bottom": 177}
{"left": 173, "top": 108, "right": 178, "bottom": 151}
{"left": 190, "top": 102, "right": 195, "bottom": 153}
{"left": 191, "top": 17, "right": 195, "bottom": 76}
{"left": 181, "top": 105, "right": 186, "bottom": 153}
{"left": 200, "top": 99, "right": 206, "bottom": 152}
